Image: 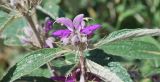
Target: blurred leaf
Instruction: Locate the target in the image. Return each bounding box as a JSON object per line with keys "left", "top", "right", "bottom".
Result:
{"left": 86, "top": 59, "right": 123, "bottom": 82}
{"left": 28, "top": 68, "right": 51, "bottom": 78}
{"left": 2, "top": 17, "right": 26, "bottom": 37}
{"left": 0, "top": 11, "right": 10, "bottom": 30}
{"left": 2, "top": 17, "right": 27, "bottom": 46}
{"left": 134, "top": 36, "right": 160, "bottom": 49}
{"left": 65, "top": 52, "right": 76, "bottom": 65}
{"left": 154, "top": 11, "right": 160, "bottom": 26}
{"left": 98, "top": 40, "right": 160, "bottom": 59}
{"left": 1, "top": 48, "right": 65, "bottom": 82}
{"left": 134, "top": 36, "right": 160, "bottom": 67}
{"left": 108, "top": 62, "right": 133, "bottom": 82}
{"left": 0, "top": 65, "right": 5, "bottom": 79}
{"left": 140, "top": 78, "right": 152, "bottom": 82}
{"left": 42, "top": 0, "right": 61, "bottom": 4}
{"left": 3, "top": 37, "right": 22, "bottom": 46}
{"left": 51, "top": 52, "right": 76, "bottom": 67}
{"left": 51, "top": 52, "right": 77, "bottom": 75}
{"left": 140, "top": 60, "right": 155, "bottom": 77}
{"left": 51, "top": 58, "right": 66, "bottom": 68}
{"left": 39, "top": 0, "right": 62, "bottom": 19}
{"left": 63, "top": 0, "right": 82, "bottom": 14}
{"left": 116, "top": 4, "right": 145, "bottom": 28}
{"left": 96, "top": 29, "right": 160, "bottom": 46}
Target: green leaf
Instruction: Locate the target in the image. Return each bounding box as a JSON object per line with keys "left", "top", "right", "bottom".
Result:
{"left": 134, "top": 36, "right": 160, "bottom": 67}
{"left": 42, "top": 0, "right": 61, "bottom": 4}
{"left": 140, "top": 60, "right": 155, "bottom": 77}
{"left": 3, "top": 37, "right": 23, "bottom": 46}
{"left": 50, "top": 52, "right": 77, "bottom": 75}
{"left": 96, "top": 29, "right": 160, "bottom": 46}
{"left": 134, "top": 36, "right": 160, "bottom": 49}
{"left": 116, "top": 4, "right": 144, "bottom": 27}
{"left": 28, "top": 68, "right": 51, "bottom": 78}
{"left": 38, "top": 0, "right": 62, "bottom": 19}
{"left": 2, "top": 17, "right": 27, "bottom": 46}
{"left": 0, "top": 11, "right": 9, "bottom": 29}
{"left": 63, "top": 0, "right": 82, "bottom": 14}
{"left": 1, "top": 48, "right": 65, "bottom": 82}
{"left": 50, "top": 52, "right": 76, "bottom": 67}
{"left": 108, "top": 62, "right": 133, "bottom": 82}
{"left": 86, "top": 59, "right": 123, "bottom": 82}
{"left": 98, "top": 40, "right": 160, "bottom": 59}
{"left": 2, "top": 17, "right": 27, "bottom": 37}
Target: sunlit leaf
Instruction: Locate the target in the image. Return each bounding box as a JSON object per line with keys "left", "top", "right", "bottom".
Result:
{"left": 86, "top": 59, "right": 123, "bottom": 82}
{"left": 1, "top": 48, "right": 65, "bottom": 82}
{"left": 108, "top": 62, "right": 133, "bottom": 82}
{"left": 96, "top": 29, "right": 160, "bottom": 46}
{"left": 98, "top": 40, "right": 160, "bottom": 59}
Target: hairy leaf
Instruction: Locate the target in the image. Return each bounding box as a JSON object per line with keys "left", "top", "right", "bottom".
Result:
{"left": 86, "top": 59, "right": 123, "bottom": 82}
{"left": 98, "top": 40, "right": 160, "bottom": 59}
{"left": 108, "top": 62, "right": 133, "bottom": 82}
{"left": 29, "top": 68, "right": 51, "bottom": 78}
{"left": 1, "top": 48, "right": 66, "bottom": 82}
{"left": 96, "top": 29, "right": 160, "bottom": 46}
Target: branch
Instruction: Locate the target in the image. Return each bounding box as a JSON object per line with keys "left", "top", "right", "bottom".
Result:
{"left": 24, "top": 14, "right": 43, "bottom": 48}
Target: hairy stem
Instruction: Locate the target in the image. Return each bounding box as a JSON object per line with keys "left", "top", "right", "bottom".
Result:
{"left": 79, "top": 51, "right": 87, "bottom": 82}
{"left": 23, "top": 13, "right": 54, "bottom": 76}
{"left": 24, "top": 14, "right": 43, "bottom": 48}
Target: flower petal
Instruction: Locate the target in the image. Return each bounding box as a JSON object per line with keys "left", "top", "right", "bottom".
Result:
{"left": 71, "top": 35, "right": 80, "bottom": 45}
{"left": 45, "top": 37, "right": 54, "bottom": 48}
{"left": 66, "top": 76, "right": 75, "bottom": 82}
{"left": 81, "top": 24, "right": 101, "bottom": 35}
{"left": 73, "top": 14, "right": 84, "bottom": 29}
{"left": 56, "top": 18, "right": 74, "bottom": 31}
{"left": 44, "top": 17, "right": 53, "bottom": 33}
{"left": 51, "top": 76, "right": 75, "bottom": 82}
{"left": 19, "top": 36, "right": 30, "bottom": 44}
{"left": 51, "top": 76, "right": 66, "bottom": 81}
{"left": 52, "top": 29, "right": 71, "bottom": 38}
{"left": 23, "top": 27, "right": 33, "bottom": 36}
{"left": 61, "top": 37, "right": 69, "bottom": 45}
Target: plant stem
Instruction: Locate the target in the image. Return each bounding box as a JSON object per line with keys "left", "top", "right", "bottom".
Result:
{"left": 79, "top": 51, "right": 87, "bottom": 82}
{"left": 23, "top": 13, "right": 54, "bottom": 76}
{"left": 24, "top": 14, "right": 43, "bottom": 48}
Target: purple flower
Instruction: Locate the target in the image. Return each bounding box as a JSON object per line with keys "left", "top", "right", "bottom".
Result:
{"left": 45, "top": 37, "right": 54, "bottom": 48}
{"left": 52, "top": 14, "right": 101, "bottom": 45}
{"left": 53, "top": 29, "right": 71, "bottom": 38}
{"left": 44, "top": 17, "right": 53, "bottom": 33}
{"left": 51, "top": 76, "right": 76, "bottom": 82}
{"left": 81, "top": 24, "right": 101, "bottom": 35}
{"left": 18, "top": 27, "right": 33, "bottom": 46}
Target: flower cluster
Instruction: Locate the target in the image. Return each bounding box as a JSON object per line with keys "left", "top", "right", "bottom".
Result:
{"left": 52, "top": 14, "right": 101, "bottom": 46}
{"left": 43, "top": 17, "right": 54, "bottom": 48}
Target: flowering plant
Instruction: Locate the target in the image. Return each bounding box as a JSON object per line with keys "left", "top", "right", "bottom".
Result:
{"left": 1, "top": 0, "right": 160, "bottom": 82}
